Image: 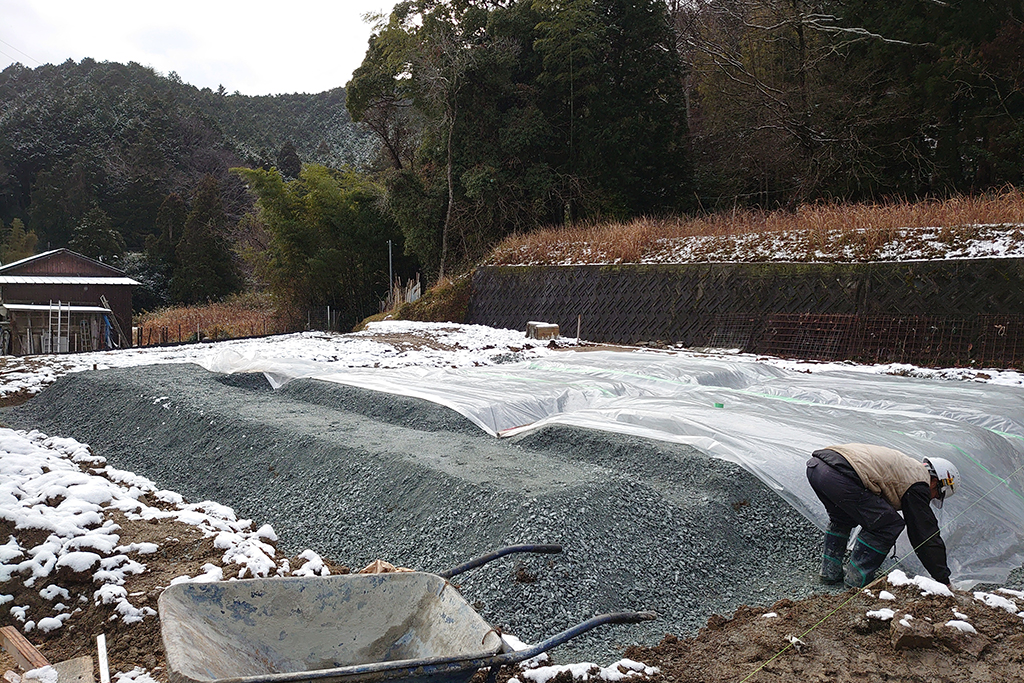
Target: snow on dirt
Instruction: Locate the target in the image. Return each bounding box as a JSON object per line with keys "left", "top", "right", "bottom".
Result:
{"left": 0, "top": 426, "right": 343, "bottom": 679}
{"left": 0, "top": 322, "right": 564, "bottom": 403}
{"left": 657, "top": 224, "right": 1024, "bottom": 264}
{"left": 497, "top": 224, "right": 1024, "bottom": 266}
{"left": 1, "top": 321, "right": 1023, "bottom": 682}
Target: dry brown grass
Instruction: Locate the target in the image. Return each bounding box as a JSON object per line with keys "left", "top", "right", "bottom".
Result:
{"left": 133, "top": 293, "right": 290, "bottom": 346}
{"left": 488, "top": 189, "right": 1024, "bottom": 265}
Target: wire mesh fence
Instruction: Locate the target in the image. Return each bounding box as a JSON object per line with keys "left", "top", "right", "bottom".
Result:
{"left": 710, "top": 313, "right": 1024, "bottom": 368}
{"left": 469, "top": 262, "right": 1024, "bottom": 369}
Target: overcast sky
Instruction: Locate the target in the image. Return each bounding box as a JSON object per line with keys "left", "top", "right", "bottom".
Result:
{"left": 0, "top": 0, "right": 400, "bottom": 96}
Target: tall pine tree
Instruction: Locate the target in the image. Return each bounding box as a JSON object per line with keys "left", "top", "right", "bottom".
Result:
{"left": 171, "top": 176, "right": 240, "bottom": 304}
{"left": 68, "top": 207, "right": 125, "bottom": 264}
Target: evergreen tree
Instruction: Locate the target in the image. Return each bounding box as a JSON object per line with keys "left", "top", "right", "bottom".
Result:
{"left": 277, "top": 141, "right": 301, "bottom": 180}
{"left": 171, "top": 176, "right": 240, "bottom": 304}
{"left": 107, "top": 129, "right": 167, "bottom": 249}
{"left": 347, "top": 0, "right": 692, "bottom": 278}
{"left": 146, "top": 193, "right": 186, "bottom": 274}
{"left": 346, "top": 36, "right": 419, "bottom": 170}
{"left": 68, "top": 207, "right": 125, "bottom": 264}
{"left": 29, "top": 153, "right": 100, "bottom": 248}
{"left": 121, "top": 251, "right": 168, "bottom": 312}
{"left": 143, "top": 193, "right": 187, "bottom": 305}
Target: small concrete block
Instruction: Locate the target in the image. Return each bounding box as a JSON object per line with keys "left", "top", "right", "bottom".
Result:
{"left": 53, "top": 657, "right": 93, "bottom": 683}
{"left": 526, "top": 321, "right": 559, "bottom": 340}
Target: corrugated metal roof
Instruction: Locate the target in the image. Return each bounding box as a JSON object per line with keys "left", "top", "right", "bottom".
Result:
{"left": 1, "top": 303, "right": 112, "bottom": 313}
{"left": 0, "top": 276, "right": 139, "bottom": 285}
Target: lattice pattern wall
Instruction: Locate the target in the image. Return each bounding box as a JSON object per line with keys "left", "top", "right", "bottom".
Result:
{"left": 467, "top": 260, "right": 1024, "bottom": 368}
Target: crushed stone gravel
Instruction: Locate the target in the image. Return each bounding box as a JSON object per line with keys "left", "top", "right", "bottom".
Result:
{"left": 1, "top": 363, "right": 827, "bottom": 663}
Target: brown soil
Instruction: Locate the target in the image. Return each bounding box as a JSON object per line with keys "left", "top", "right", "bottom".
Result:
{"left": 0, "top": 356, "right": 51, "bottom": 407}
{"left": 625, "top": 587, "right": 1024, "bottom": 682}
{"left": 0, "top": 390, "right": 32, "bottom": 408}
{"left": 2, "top": 498, "right": 349, "bottom": 681}
{"left": 353, "top": 329, "right": 472, "bottom": 353}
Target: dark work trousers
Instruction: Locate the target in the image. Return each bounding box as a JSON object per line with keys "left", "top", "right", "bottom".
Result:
{"left": 805, "top": 456, "right": 906, "bottom": 552}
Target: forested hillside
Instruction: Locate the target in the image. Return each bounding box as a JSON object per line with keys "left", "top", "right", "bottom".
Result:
{"left": 0, "top": 58, "right": 373, "bottom": 252}
{"left": 672, "top": 0, "right": 1024, "bottom": 205}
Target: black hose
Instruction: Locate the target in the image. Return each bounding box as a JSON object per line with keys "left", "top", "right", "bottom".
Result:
{"left": 439, "top": 544, "right": 562, "bottom": 579}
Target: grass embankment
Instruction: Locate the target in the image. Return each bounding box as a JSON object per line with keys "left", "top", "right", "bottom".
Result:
{"left": 489, "top": 190, "right": 1024, "bottom": 265}
{"left": 133, "top": 293, "right": 288, "bottom": 345}
{"left": 355, "top": 274, "right": 473, "bottom": 330}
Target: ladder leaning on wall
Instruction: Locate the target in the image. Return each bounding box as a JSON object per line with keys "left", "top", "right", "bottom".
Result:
{"left": 45, "top": 300, "right": 71, "bottom": 354}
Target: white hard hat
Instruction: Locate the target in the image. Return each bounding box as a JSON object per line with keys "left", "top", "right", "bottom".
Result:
{"left": 924, "top": 457, "right": 960, "bottom": 508}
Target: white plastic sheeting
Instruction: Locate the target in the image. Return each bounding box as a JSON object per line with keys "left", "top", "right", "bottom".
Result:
{"left": 200, "top": 348, "right": 1024, "bottom": 586}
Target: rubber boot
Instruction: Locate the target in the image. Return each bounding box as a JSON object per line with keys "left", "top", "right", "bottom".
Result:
{"left": 820, "top": 524, "right": 850, "bottom": 584}
{"left": 844, "top": 532, "right": 891, "bottom": 588}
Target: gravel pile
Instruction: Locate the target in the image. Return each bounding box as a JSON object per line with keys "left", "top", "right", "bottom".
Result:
{"left": 2, "top": 364, "right": 825, "bottom": 663}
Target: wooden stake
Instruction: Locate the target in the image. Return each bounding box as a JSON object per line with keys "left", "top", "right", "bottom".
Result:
{"left": 0, "top": 625, "right": 49, "bottom": 670}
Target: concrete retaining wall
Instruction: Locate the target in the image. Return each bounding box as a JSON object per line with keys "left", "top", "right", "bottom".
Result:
{"left": 467, "top": 259, "right": 1024, "bottom": 367}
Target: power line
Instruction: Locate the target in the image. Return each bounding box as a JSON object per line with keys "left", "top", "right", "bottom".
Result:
{"left": 0, "top": 36, "right": 42, "bottom": 66}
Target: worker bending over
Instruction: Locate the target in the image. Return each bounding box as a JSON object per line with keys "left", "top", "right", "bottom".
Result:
{"left": 806, "top": 443, "right": 960, "bottom": 588}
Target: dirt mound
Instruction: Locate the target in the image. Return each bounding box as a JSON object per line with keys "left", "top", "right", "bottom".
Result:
{"left": 626, "top": 583, "right": 1024, "bottom": 682}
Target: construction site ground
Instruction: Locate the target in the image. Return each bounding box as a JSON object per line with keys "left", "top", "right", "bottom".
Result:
{"left": 1, "top": 494, "right": 1022, "bottom": 682}
{"left": 1, "top": 326, "right": 1023, "bottom": 682}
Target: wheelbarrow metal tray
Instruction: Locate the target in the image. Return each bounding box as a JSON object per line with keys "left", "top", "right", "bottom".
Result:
{"left": 159, "top": 573, "right": 503, "bottom": 683}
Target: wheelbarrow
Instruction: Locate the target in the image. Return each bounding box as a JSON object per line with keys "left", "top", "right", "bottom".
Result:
{"left": 159, "top": 544, "right": 655, "bottom": 683}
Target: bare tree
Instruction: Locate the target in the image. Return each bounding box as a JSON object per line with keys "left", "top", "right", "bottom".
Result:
{"left": 668, "top": 0, "right": 939, "bottom": 204}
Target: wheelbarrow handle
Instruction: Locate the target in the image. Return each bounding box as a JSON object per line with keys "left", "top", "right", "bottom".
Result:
{"left": 439, "top": 544, "right": 562, "bottom": 579}
{"left": 491, "top": 611, "right": 659, "bottom": 666}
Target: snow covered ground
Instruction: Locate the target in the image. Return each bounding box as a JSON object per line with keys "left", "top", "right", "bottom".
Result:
{"left": 3, "top": 320, "right": 1021, "bottom": 404}
{"left": 656, "top": 224, "right": 1024, "bottom": 264}
{"left": 0, "top": 323, "right": 567, "bottom": 401}
{"left": 2, "top": 321, "right": 1023, "bottom": 680}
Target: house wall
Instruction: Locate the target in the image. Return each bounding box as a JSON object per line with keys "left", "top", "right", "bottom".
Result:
{"left": 0, "top": 251, "right": 134, "bottom": 350}
{"left": 7, "top": 251, "right": 122, "bottom": 277}
{"left": 0, "top": 283, "right": 132, "bottom": 347}
{"left": 5, "top": 310, "right": 108, "bottom": 355}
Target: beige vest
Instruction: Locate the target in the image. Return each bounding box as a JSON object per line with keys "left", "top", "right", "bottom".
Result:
{"left": 826, "top": 443, "right": 929, "bottom": 510}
